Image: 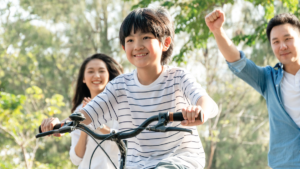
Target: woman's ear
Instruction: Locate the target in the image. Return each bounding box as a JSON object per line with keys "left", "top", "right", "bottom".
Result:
{"left": 122, "top": 45, "right": 125, "bottom": 50}
{"left": 162, "top": 37, "right": 172, "bottom": 52}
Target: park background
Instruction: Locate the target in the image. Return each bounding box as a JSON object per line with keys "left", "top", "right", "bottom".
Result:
{"left": 0, "top": 0, "right": 298, "bottom": 168}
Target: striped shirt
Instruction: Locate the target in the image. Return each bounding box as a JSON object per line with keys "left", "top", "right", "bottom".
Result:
{"left": 83, "top": 66, "right": 209, "bottom": 169}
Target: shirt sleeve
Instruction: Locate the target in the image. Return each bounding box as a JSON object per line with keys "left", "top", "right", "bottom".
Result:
{"left": 226, "top": 51, "right": 268, "bottom": 97}
{"left": 69, "top": 129, "right": 83, "bottom": 166}
{"left": 83, "top": 82, "right": 119, "bottom": 130}
{"left": 179, "top": 69, "right": 208, "bottom": 106}
{"left": 179, "top": 69, "right": 219, "bottom": 122}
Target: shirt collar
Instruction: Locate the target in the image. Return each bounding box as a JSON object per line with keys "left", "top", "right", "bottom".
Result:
{"left": 274, "top": 62, "right": 284, "bottom": 85}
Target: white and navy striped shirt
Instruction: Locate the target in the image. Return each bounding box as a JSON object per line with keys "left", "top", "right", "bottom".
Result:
{"left": 83, "top": 66, "right": 209, "bottom": 169}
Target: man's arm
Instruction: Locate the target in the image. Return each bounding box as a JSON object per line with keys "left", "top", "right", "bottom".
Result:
{"left": 205, "top": 10, "right": 240, "bottom": 62}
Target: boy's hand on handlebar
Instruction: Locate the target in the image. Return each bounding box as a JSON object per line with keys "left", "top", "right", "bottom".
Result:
{"left": 181, "top": 106, "right": 204, "bottom": 126}
{"left": 41, "top": 117, "right": 62, "bottom": 137}
{"left": 205, "top": 9, "right": 225, "bottom": 33}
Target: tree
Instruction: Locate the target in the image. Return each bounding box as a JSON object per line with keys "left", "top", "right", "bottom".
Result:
{"left": 0, "top": 86, "right": 65, "bottom": 169}
{"left": 0, "top": 0, "right": 135, "bottom": 167}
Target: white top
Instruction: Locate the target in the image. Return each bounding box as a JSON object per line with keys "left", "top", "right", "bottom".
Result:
{"left": 280, "top": 70, "right": 300, "bottom": 128}
{"left": 83, "top": 66, "right": 218, "bottom": 169}
{"left": 69, "top": 104, "right": 120, "bottom": 169}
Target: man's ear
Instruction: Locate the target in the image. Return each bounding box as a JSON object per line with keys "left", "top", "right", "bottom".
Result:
{"left": 162, "top": 37, "right": 172, "bottom": 52}
{"left": 122, "top": 45, "right": 125, "bottom": 51}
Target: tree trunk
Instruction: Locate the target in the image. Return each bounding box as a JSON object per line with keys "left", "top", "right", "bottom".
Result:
{"left": 207, "top": 142, "right": 216, "bottom": 169}
{"left": 21, "top": 144, "right": 30, "bottom": 169}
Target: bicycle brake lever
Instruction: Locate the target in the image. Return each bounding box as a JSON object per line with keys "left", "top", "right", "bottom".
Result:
{"left": 165, "top": 127, "right": 192, "bottom": 134}
{"left": 147, "top": 113, "right": 169, "bottom": 132}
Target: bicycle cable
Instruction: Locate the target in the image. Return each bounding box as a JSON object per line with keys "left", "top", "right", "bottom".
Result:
{"left": 77, "top": 127, "right": 118, "bottom": 169}
{"left": 88, "top": 127, "right": 146, "bottom": 169}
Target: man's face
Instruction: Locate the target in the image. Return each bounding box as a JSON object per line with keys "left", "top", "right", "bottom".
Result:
{"left": 270, "top": 23, "right": 300, "bottom": 67}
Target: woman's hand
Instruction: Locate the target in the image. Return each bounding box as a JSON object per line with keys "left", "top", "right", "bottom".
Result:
{"left": 82, "top": 97, "right": 92, "bottom": 107}
{"left": 41, "top": 117, "right": 62, "bottom": 137}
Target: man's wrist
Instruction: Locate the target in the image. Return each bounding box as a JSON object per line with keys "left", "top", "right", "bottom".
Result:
{"left": 212, "top": 27, "right": 224, "bottom": 36}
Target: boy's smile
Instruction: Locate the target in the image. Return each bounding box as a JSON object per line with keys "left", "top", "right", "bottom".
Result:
{"left": 124, "top": 29, "right": 163, "bottom": 70}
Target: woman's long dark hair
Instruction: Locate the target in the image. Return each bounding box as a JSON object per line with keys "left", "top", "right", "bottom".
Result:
{"left": 71, "top": 53, "right": 123, "bottom": 113}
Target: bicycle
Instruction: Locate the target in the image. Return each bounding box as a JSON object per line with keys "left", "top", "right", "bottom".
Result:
{"left": 36, "top": 111, "right": 203, "bottom": 169}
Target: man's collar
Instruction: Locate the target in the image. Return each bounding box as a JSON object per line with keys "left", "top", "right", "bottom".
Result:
{"left": 274, "top": 62, "right": 284, "bottom": 70}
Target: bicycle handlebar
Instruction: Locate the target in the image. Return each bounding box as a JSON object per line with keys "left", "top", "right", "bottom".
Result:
{"left": 36, "top": 111, "right": 203, "bottom": 140}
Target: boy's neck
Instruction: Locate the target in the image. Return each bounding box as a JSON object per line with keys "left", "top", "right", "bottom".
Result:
{"left": 137, "top": 65, "right": 164, "bottom": 85}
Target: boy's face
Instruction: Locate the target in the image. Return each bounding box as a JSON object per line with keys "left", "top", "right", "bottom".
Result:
{"left": 270, "top": 23, "right": 300, "bottom": 67}
{"left": 123, "top": 29, "right": 164, "bottom": 69}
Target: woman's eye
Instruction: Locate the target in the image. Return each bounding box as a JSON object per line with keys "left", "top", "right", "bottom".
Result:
{"left": 127, "top": 39, "right": 133, "bottom": 42}
{"left": 143, "top": 36, "right": 150, "bottom": 39}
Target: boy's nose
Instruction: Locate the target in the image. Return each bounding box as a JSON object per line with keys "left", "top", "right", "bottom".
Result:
{"left": 134, "top": 44, "right": 145, "bottom": 51}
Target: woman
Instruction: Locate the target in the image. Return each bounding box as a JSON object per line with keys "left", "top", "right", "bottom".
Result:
{"left": 41, "top": 53, "right": 123, "bottom": 168}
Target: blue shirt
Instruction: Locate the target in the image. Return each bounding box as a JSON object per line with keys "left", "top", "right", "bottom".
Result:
{"left": 227, "top": 51, "right": 300, "bottom": 169}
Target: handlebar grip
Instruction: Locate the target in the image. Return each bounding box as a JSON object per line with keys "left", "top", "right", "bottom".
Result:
{"left": 169, "top": 112, "right": 203, "bottom": 122}
{"left": 36, "top": 131, "right": 55, "bottom": 138}
{"left": 39, "top": 123, "right": 63, "bottom": 133}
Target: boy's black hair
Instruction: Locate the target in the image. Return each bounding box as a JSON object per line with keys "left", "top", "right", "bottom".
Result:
{"left": 119, "top": 7, "right": 174, "bottom": 65}
{"left": 267, "top": 13, "right": 300, "bottom": 42}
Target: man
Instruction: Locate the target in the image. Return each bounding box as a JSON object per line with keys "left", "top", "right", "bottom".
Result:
{"left": 205, "top": 10, "right": 300, "bottom": 168}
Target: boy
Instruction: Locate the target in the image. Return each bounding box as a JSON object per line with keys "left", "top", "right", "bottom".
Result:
{"left": 205, "top": 10, "right": 300, "bottom": 168}
{"left": 81, "top": 8, "right": 218, "bottom": 169}
{"left": 43, "top": 7, "right": 218, "bottom": 169}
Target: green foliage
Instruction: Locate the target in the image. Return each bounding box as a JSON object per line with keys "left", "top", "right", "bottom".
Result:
{"left": 0, "top": 86, "right": 68, "bottom": 168}
{"left": 0, "top": 0, "right": 134, "bottom": 168}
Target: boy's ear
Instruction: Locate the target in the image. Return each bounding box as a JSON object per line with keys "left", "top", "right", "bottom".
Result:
{"left": 122, "top": 45, "right": 125, "bottom": 51}
{"left": 162, "top": 36, "right": 172, "bottom": 52}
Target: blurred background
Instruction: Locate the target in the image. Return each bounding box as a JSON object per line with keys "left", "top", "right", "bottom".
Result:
{"left": 0, "top": 0, "right": 298, "bottom": 168}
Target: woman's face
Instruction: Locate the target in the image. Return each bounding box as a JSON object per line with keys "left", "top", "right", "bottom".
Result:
{"left": 83, "top": 59, "right": 109, "bottom": 97}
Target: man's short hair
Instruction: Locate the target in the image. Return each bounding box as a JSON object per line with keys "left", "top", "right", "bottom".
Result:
{"left": 267, "top": 13, "right": 300, "bottom": 42}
